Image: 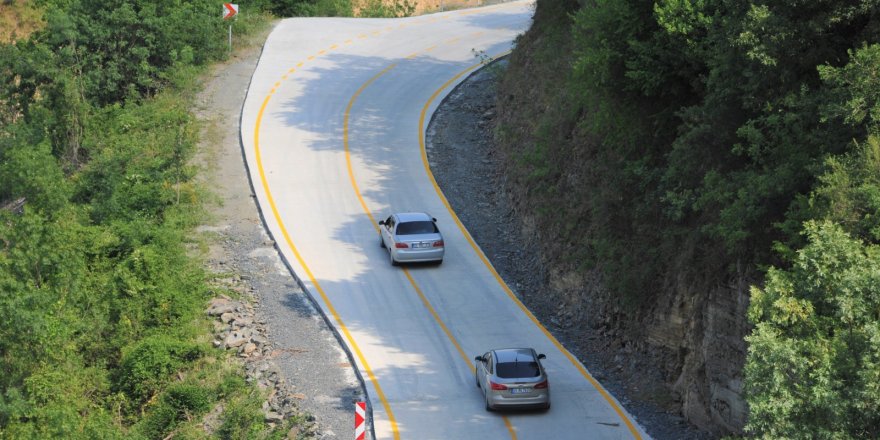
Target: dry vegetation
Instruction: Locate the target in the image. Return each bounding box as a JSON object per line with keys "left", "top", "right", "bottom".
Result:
{"left": 0, "top": 0, "right": 44, "bottom": 43}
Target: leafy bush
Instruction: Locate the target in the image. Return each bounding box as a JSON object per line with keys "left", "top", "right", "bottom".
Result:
{"left": 358, "top": 0, "right": 415, "bottom": 18}
{"left": 36, "top": 0, "right": 229, "bottom": 106}
{"left": 136, "top": 383, "right": 213, "bottom": 439}
{"left": 116, "top": 335, "right": 204, "bottom": 408}
{"left": 269, "top": 0, "right": 354, "bottom": 17}
{"left": 745, "top": 221, "right": 880, "bottom": 439}
{"left": 217, "top": 392, "right": 266, "bottom": 440}
{"left": 0, "top": 140, "right": 71, "bottom": 213}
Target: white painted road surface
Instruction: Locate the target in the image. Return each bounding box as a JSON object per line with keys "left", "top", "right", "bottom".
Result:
{"left": 240, "top": 2, "right": 650, "bottom": 439}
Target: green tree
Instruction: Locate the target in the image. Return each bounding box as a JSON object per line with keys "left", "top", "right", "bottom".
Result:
{"left": 745, "top": 220, "right": 880, "bottom": 438}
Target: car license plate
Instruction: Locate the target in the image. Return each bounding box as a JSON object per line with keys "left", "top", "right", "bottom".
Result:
{"left": 510, "top": 388, "right": 530, "bottom": 394}
{"left": 415, "top": 242, "right": 429, "bottom": 248}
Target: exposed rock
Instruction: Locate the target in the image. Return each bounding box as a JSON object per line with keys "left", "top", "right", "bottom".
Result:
{"left": 265, "top": 411, "right": 283, "bottom": 423}
{"left": 207, "top": 298, "right": 238, "bottom": 316}
{"left": 206, "top": 288, "right": 316, "bottom": 432}
{"left": 224, "top": 329, "right": 250, "bottom": 348}
{"left": 242, "top": 342, "right": 258, "bottom": 355}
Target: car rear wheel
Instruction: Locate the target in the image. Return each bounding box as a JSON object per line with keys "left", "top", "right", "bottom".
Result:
{"left": 379, "top": 236, "right": 386, "bottom": 248}
{"left": 484, "top": 391, "right": 493, "bottom": 412}
{"left": 389, "top": 249, "right": 399, "bottom": 266}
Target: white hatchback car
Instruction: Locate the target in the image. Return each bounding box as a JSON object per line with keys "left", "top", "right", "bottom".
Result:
{"left": 378, "top": 212, "right": 444, "bottom": 266}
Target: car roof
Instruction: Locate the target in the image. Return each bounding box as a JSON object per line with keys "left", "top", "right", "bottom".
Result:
{"left": 492, "top": 348, "right": 537, "bottom": 363}
{"left": 394, "top": 212, "right": 434, "bottom": 222}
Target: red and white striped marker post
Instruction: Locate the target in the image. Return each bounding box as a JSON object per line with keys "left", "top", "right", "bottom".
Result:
{"left": 355, "top": 401, "right": 366, "bottom": 440}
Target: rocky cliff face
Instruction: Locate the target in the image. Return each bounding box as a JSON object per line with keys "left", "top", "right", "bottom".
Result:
{"left": 643, "top": 273, "right": 751, "bottom": 434}
{"left": 510, "top": 212, "right": 752, "bottom": 436}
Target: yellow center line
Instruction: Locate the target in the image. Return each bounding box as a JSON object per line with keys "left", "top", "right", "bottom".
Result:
{"left": 402, "top": 270, "right": 472, "bottom": 370}
{"left": 343, "top": 46, "right": 518, "bottom": 440}
{"left": 417, "top": 53, "right": 644, "bottom": 440}
{"left": 343, "top": 64, "right": 397, "bottom": 231}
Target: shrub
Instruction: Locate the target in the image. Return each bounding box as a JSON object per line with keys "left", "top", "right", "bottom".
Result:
{"left": 116, "top": 335, "right": 204, "bottom": 408}
{"left": 136, "top": 383, "right": 214, "bottom": 439}
{"left": 217, "top": 392, "right": 266, "bottom": 440}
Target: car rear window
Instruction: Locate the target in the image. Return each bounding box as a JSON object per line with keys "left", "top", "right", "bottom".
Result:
{"left": 495, "top": 362, "right": 540, "bottom": 378}
{"left": 396, "top": 221, "right": 438, "bottom": 235}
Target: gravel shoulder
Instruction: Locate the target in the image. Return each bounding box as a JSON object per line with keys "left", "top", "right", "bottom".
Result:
{"left": 194, "top": 25, "right": 360, "bottom": 439}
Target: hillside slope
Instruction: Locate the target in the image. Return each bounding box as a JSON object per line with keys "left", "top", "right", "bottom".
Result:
{"left": 493, "top": 0, "right": 748, "bottom": 433}
{"left": 491, "top": 0, "right": 880, "bottom": 436}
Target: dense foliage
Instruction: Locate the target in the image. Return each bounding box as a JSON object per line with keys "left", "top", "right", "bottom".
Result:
{"left": 0, "top": 0, "right": 322, "bottom": 438}
{"left": 496, "top": 0, "right": 880, "bottom": 436}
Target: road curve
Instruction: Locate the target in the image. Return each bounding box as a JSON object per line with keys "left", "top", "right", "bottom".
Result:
{"left": 240, "top": 3, "right": 650, "bottom": 439}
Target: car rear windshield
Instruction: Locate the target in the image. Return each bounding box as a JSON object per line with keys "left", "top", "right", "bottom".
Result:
{"left": 396, "top": 221, "right": 438, "bottom": 235}
{"left": 495, "top": 362, "right": 540, "bottom": 378}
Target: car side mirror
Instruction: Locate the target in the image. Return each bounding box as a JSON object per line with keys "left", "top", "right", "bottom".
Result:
{"left": 537, "top": 354, "right": 546, "bottom": 360}
{"left": 474, "top": 356, "right": 484, "bottom": 362}
{"left": 378, "top": 220, "right": 385, "bottom": 225}
{"left": 432, "top": 217, "right": 437, "bottom": 222}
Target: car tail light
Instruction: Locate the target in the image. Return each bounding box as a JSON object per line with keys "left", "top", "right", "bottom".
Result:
{"left": 433, "top": 240, "right": 444, "bottom": 247}
{"left": 394, "top": 242, "right": 409, "bottom": 248}
{"left": 533, "top": 380, "right": 548, "bottom": 389}
{"left": 489, "top": 381, "right": 508, "bottom": 391}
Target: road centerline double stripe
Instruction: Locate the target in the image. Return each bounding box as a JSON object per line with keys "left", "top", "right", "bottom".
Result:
{"left": 342, "top": 46, "right": 519, "bottom": 440}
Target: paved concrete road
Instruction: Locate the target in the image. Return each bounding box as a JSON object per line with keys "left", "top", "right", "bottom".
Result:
{"left": 241, "top": 3, "right": 650, "bottom": 439}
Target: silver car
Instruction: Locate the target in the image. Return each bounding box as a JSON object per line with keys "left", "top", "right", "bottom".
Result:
{"left": 378, "top": 212, "right": 444, "bottom": 266}
{"left": 475, "top": 348, "right": 550, "bottom": 411}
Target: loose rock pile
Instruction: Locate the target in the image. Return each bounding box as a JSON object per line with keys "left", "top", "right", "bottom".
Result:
{"left": 207, "top": 295, "right": 317, "bottom": 435}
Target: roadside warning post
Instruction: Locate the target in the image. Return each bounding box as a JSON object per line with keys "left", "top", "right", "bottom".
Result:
{"left": 223, "top": 3, "right": 238, "bottom": 51}
{"left": 355, "top": 402, "right": 366, "bottom": 440}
